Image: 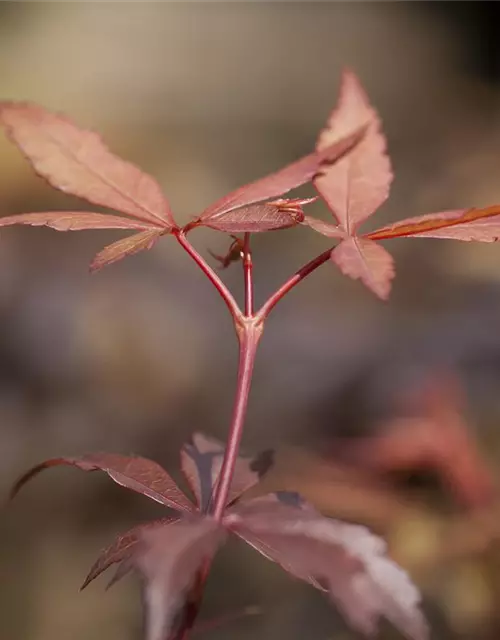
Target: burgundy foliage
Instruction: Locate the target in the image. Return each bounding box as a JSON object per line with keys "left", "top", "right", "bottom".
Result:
{"left": 11, "top": 436, "right": 427, "bottom": 640}
{"left": 303, "top": 71, "right": 500, "bottom": 299}
{"left": 4, "top": 66, "right": 500, "bottom": 640}
{"left": 227, "top": 495, "right": 428, "bottom": 640}
{"left": 2, "top": 71, "right": 500, "bottom": 293}
{"left": 196, "top": 128, "right": 365, "bottom": 223}
{"left": 0, "top": 102, "right": 175, "bottom": 227}
{"left": 10, "top": 453, "right": 194, "bottom": 512}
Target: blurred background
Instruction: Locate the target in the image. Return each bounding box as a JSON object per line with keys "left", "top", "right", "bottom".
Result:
{"left": 1, "top": 2, "right": 500, "bottom": 639}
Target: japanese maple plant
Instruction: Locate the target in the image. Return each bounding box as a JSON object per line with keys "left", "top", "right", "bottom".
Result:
{"left": 3, "top": 70, "right": 500, "bottom": 640}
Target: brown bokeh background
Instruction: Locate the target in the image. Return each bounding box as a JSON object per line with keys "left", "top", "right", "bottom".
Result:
{"left": 1, "top": 3, "right": 500, "bottom": 640}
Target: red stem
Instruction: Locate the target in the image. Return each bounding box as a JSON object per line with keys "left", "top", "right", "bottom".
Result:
{"left": 175, "top": 229, "right": 259, "bottom": 519}
{"left": 243, "top": 233, "right": 253, "bottom": 316}
{"left": 175, "top": 229, "right": 242, "bottom": 321}
{"left": 256, "top": 247, "right": 332, "bottom": 321}
{"left": 173, "top": 323, "right": 260, "bottom": 638}
{"left": 173, "top": 228, "right": 332, "bottom": 638}
{"left": 211, "top": 320, "right": 261, "bottom": 520}
{"left": 172, "top": 230, "right": 260, "bottom": 639}
{"left": 211, "top": 234, "right": 259, "bottom": 519}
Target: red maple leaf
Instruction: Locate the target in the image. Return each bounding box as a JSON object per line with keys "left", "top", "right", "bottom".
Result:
{"left": 301, "top": 71, "right": 500, "bottom": 299}
{"left": 10, "top": 434, "right": 427, "bottom": 640}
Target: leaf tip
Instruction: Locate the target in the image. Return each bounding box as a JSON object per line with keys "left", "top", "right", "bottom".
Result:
{"left": 8, "top": 460, "right": 57, "bottom": 502}
{"left": 79, "top": 577, "right": 91, "bottom": 592}
{"left": 88, "top": 260, "right": 102, "bottom": 274}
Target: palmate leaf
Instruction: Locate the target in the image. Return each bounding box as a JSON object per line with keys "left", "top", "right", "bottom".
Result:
{"left": 0, "top": 102, "right": 175, "bottom": 228}
{"left": 314, "top": 70, "right": 393, "bottom": 235}
{"left": 197, "top": 127, "right": 366, "bottom": 226}
{"left": 10, "top": 453, "right": 194, "bottom": 513}
{"left": 9, "top": 435, "right": 427, "bottom": 640}
{"left": 226, "top": 494, "right": 428, "bottom": 640}
{"left": 305, "top": 70, "right": 395, "bottom": 299}
{"left": 0, "top": 102, "right": 176, "bottom": 270}
{"left": 348, "top": 205, "right": 500, "bottom": 298}
{"left": 309, "top": 203, "right": 500, "bottom": 299}
{"left": 0, "top": 101, "right": 365, "bottom": 247}
{"left": 305, "top": 72, "right": 500, "bottom": 299}
{"left": 194, "top": 84, "right": 368, "bottom": 234}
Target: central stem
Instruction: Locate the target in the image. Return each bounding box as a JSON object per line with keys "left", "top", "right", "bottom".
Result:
{"left": 211, "top": 320, "right": 261, "bottom": 520}
{"left": 210, "top": 232, "right": 260, "bottom": 520}
{"left": 176, "top": 319, "right": 261, "bottom": 640}
{"left": 174, "top": 231, "right": 333, "bottom": 638}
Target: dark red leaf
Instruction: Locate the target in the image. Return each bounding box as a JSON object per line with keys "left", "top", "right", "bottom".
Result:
{"left": 180, "top": 433, "right": 274, "bottom": 510}
{"left": 226, "top": 497, "right": 428, "bottom": 640}
{"left": 305, "top": 71, "right": 395, "bottom": 300}
{"left": 0, "top": 211, "right": 160, "bottom": 232}
{"left": 132, "top": 516, "right": 225, "bottom": 640}
{"left": 0, "top": 102, "right": 175, "bottom": 228}
{"left": 366, "top": 206, "right": 500, "bottom": 242}
{"left": 199, "top": 127, "right": 365, "bottom": 221}
{"left": 199, "top": 198, "right": 313, "bottom": 233}
{"left": 223, "top": 491, "right": 324, "bottom": 585}
{"left": 10, "top": 453, "right": 194, "bottom": 513}
{"left": 331, "top": 237, "right": 395, "bottom": 300}
{"left": 314, "top": 70, "right": 393, "bottom": 235}
{"left": 90, "top": 229, "right": 163, "bottom": 272}
{"left": 81, "top": 517, "right": 178, "bottom": 590}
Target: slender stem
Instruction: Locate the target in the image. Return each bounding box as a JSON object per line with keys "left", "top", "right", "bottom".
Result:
{"left": 173, "top": 231, "right": 260, "bottom": 638}
{"left": 179, "top": 245, "right": 329, "bottom": 636}
{"left": 179, "top": 323, "right": 261, "bottom": 639}
{"left": 175, "top": 229, "right": 242, "bottom": 321}
{"left": 256, "top": 247, "right": 332, "bottom": 321}
{"left": 243, "top": 233, "right": 254, "bottom": 316}
{"left": 211, "top": 321, "right": 262, "bottom": 520}
{"left": 173, "top": 234, "right": 333, "bottom": 640}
